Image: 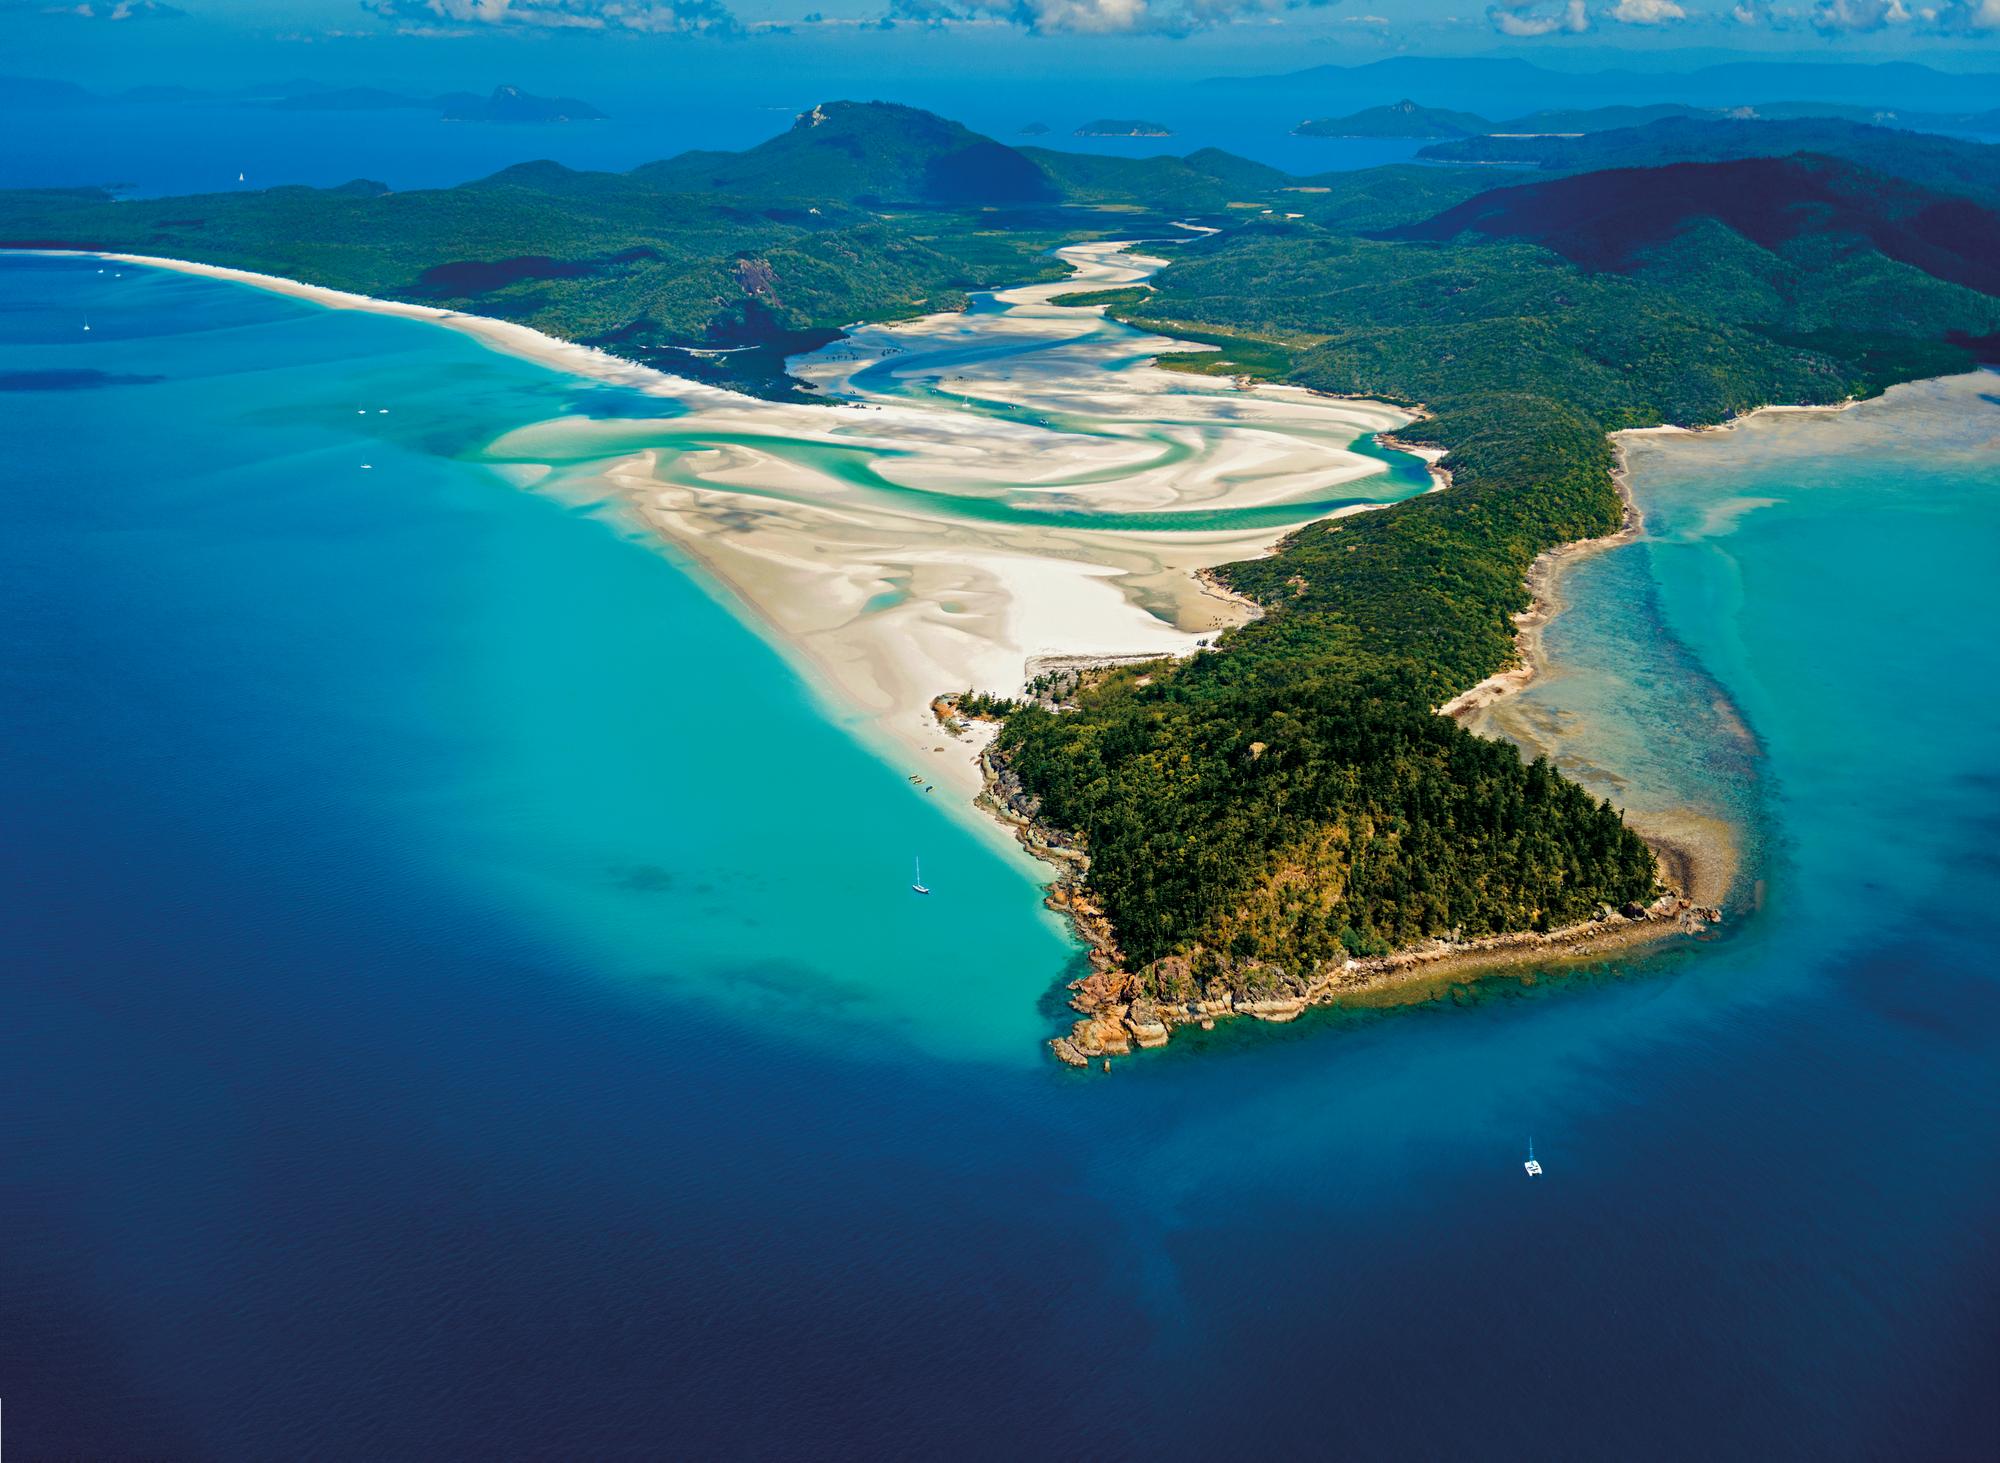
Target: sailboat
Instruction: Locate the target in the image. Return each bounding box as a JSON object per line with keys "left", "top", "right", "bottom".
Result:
{"left": 911, "top": 857, "right": 930, "bottom": 896}
{"left": 81, "top": 318, "right": 91, "bottom": 333}
{"left": 1524, "top": 1138, "right": 1542, "bottom": 1178}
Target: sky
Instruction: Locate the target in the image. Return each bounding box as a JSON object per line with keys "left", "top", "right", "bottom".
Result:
{"left": 2, "top": 0, "right": 1995, "bottom": 96}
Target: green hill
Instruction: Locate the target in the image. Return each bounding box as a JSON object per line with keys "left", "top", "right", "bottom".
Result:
{"left": 1023, "top": 146, "right": 1290, "bottom": 212}
{"left": 1384, "top": 153, "right": 2000, "bottom": 300}
{"left": 636, "top": 101, "right": 1059, "bottom": 207}
{"left": 1418, "top": 118, "right": 2000, "bottom": 210}
{"left": 1295, "top": 100, "right": 1491, "bottom": 140}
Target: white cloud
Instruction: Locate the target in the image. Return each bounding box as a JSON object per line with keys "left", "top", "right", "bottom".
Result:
{"left": 1930, "top": 0, "right": 2000, "bottom": 26}
{"left": 887, "top": 0, "right": 1338, "bottom": 35}
{"left": 1809, "top": 0, "right": 1908, "bottom": 27}
{"left": 366, "top": 0, "right": 740, "bottom": 33}
{"left": 1733, "top": 0, "right": 1995, "bottom": 24}
{"left": 0, "top": 0, "right": 184, "bottom": 16}
{"left": 1485, "top": 0, "right": 1588, "bottom": 33}
{"left": 1609, "top": 0, "right": 1684, "bottom": 19}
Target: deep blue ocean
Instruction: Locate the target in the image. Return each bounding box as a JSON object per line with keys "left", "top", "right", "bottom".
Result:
{"left": 5, "top": 255, "right": 2000, "bottom": 1459}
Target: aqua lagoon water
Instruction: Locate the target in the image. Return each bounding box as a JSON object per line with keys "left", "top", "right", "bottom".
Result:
{"left": 5, "top": 256, "right": 2000, "bottom": 1459}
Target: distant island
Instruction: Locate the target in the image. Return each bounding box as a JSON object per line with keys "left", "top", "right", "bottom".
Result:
{"left": 279, "top": 85, "right": 605, "bottom": 124}
{"left": 1074, "top": 119, "right": 1173, "bottom": 138}
{"left": 1292, "top": 97, "right": 2000, "bottom": 143}
{"left": 1199, "top": 54, "right": 2000, "bottom": 117}
{"left": 0, "top": 76, "right": 605, "bottom": 124}
{"left": 1294, "top": 99, "right": 1490, "bottom": 140}
{"left": 1018, "top": 122, "right": 1051, "bottom": 136}
{"left": 439, "top": 86, "right": 606, "bottom": 125}
{"left": 1414, "top": 113, "right": 2000, "bottom": 191}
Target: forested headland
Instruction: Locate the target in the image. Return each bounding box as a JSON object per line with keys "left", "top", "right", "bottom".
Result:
{"left": 998, "top": 150, "right": 2000, "bottom": 1012}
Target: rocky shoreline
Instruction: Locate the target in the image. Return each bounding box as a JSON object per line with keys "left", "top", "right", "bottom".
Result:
{"left": 1046, "top": 890, "right": 1718, "bottom": 1067}
{"left": 972, "top": 737, "right": 1719, "bottom": 1068}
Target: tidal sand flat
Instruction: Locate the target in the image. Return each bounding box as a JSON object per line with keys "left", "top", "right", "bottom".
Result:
{"left": 1462, "top": 368, "right": 2000, "bottom": 923}
{"left": 54, "top": 242, "right": 1428, "bottom": 799}
{"left": 487, "top": 240, "right": 1428, "bottom": 792}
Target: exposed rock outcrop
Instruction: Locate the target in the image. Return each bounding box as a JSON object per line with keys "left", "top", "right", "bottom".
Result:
{"left": 978, "top": 725, "right": 1723, "bottom": 1071}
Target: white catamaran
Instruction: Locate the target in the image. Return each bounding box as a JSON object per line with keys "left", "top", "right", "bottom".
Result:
{"left": 1524, "top": 1139, "right": 1542, "bottom": 1178}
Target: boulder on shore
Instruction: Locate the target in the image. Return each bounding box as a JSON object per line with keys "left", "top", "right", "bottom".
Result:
{"left": 1049, "top": 1037, "right": 1088, "bottom": 1068}
{"left": 1125, "top": 998, "right": 1170, "bottom": 1048}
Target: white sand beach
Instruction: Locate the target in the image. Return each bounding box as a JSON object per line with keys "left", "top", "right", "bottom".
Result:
{"left": 47, "top": 242, "right": 1425, "bottom": 796}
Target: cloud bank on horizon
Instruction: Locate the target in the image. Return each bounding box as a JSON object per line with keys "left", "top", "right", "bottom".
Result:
{"left": 364, "top": 0, "right": 1347, "bottom": 33}
{"left": 364, "top": 0, "right": 740, "bottom": 31}
{"left": 0, "top": 0, "right": 184, "bottom": 16}
{"left": 358, "top": 0, "right": 2000, "bottom": 35}
{"left": 1484, "top": 0, "right": 1993, "bottom": 29}
{"left": 7, "top": 0, "right": 1994, "bottom": 39}
{"left": 884, "top": 0, "right": 1342, "bottom": 34}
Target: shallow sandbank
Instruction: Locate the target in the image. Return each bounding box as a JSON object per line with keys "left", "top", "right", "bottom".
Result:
{"left": 47, "top": 245, "right": 1425, "bottom": 811}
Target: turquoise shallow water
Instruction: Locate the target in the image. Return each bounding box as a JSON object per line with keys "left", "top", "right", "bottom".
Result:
{"left": 4, "top": 257, "right": 1089, "bottom": 1064}
{"left": 5, "top": 256, "right": 2000, "bottom": 1459}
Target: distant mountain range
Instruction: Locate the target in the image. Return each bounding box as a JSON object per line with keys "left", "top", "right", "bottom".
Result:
{"left": 1294, "top": 100, "right": 1491, "bottom": 140}
{"left": 0, "top": 77, "right": 604, "bottom": 124}
{"left": 1297, "top": 97, "right": 2000, "bottom": 144}
{"left": 1416, "top": 117, "right": 2000, "bottom": 211}
{"left": 9, "top": 96, "right": 1991, "bottom": 356}
{"left": 1205, "top": 58, "right": 2000, "bottom": 120}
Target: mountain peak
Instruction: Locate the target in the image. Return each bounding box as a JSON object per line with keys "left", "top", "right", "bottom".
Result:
{"left": 642, "top": 101, "right": 1056, "bottom": 207}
